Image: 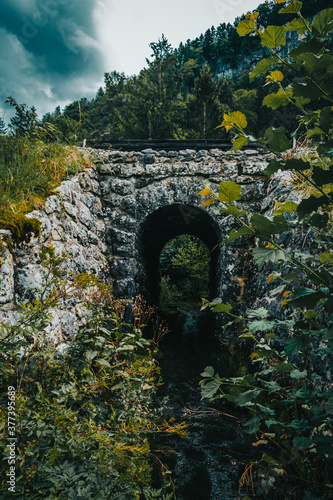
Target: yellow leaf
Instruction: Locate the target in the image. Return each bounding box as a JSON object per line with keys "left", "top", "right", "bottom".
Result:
{"left": 224, "top": 122, "right": 233, "bottom": 132}
{"left": 199, "top": 188, "right": 213, "bottom": 197}
{"left": 282, "top": 290, "right": 291, "bottom": 297}
{"left": 250, "top": 12, "right": 259, "bottom": 20}
{"left": 236, "top": 19, "right": 255, "bottom": 37}
{"left": 275, "top": 0, "right": 286, "bottom": 3}
{"left": 267, "top": 275, "right": 274, "bottom": 283}
{"left": 228, "top": 111, "right": 248, "bottom": 129}
{"left": 252, "top": 439, "right": 268, "bottom": 446}
{"left": 251, "top": 352, "right": 259, "bottom": 359}
{"left": 270, "top": 70, "right": 284, "bottom": 81}
{"left": 202, "top": 197, "right": 215, "bottom": 207}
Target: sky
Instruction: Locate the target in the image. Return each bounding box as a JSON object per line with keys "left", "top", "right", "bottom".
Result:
{"left": 0, "top": 0, "right": 261, "bottom": 123}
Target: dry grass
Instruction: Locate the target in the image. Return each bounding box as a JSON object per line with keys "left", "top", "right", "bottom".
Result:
{"left": 0, "top": 137, "right": 94, "bottom": 241}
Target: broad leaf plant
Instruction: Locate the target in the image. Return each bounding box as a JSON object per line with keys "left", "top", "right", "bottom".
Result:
{"left": 200, "top": 1, "right": 333, "bottom": 498}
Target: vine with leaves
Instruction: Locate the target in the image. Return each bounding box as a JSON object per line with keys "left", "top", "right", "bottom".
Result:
{"left": 200, "top": 1, "right": 333, "bottom": 498}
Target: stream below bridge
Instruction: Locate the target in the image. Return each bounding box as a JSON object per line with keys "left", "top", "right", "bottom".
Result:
{"left": 151, "top": 309, "right": 258, "bottom": 500}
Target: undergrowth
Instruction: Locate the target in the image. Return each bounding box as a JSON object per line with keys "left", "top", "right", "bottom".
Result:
{"left": 0, "top": 247, "right": 185, "bottom": 499}
{"left": 0, "top": 136, "right": 93, "bottom": 242}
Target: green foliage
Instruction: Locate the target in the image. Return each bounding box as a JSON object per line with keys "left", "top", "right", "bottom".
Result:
{"left": 159, "top": 235, "right": 210, "bottom": 309}
{"left": 0, "top": 248, "right": 183, "bottom": 499}
{"left": 0, "top": 135, "right": 92, "bottom": 241}
{"left": 200, "top": 1, "right": 333, "bottom": 497}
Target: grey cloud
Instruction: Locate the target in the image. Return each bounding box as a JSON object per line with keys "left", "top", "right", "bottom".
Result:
{"left": 0, "top": 0, "right": 105, "bottom": 120}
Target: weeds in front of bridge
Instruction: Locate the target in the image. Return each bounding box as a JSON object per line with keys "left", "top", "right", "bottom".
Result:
{"left": 0, "top": 135, "right": 92, "bottom": 243}
{"left": 199, "top": 2, "right": 333, "bottom": 498}
{"left": 0, "top": 246, "right": 183, "bottom": 499}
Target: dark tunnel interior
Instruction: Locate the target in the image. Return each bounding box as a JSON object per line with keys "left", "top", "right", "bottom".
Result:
{"left": 137, "top": 204, "right": 221, "bottom": 304}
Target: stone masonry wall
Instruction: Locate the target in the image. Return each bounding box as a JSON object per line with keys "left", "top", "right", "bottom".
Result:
{"left": 0, "top": 166, "right": 109, "bottom": 338}
{"left": 0, "top": 147, "right": 297, "bottom": 337}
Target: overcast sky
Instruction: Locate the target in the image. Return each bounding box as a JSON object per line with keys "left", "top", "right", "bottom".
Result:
{"left": 0, "top": 0, "right": 261, "bottom": 123}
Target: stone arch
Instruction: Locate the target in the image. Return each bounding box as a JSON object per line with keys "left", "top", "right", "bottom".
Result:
{"left": 137, "top": 203, "right": 222, "bottom": 303}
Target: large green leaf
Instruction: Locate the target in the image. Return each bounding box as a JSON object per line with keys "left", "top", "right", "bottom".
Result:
{"left": 253, "top": 247, "right": 288, "bottom": 270}
{"left": 201, "top": 379, "right": 221, "bottom": 399}
{"left": 291, "top": 290, "right": 327, "bottom": 308}
{"left": 261, "top": 25, "right": 286, "bottom": 48}
{"left": 297, "top": 195, "right": 327, "bottom": 218}
{"left": 311, "top": 8, "right": 333, "bottom": 37}
{"left": 284, "top": 158, "right": 311, "bottom": 171}
{"left": 228, "top": 111, "right": 248, "bottom": 129}
{"left": 293, "top": 437, "right": 313, "bottom": 450}
{"left": 326, "top": 397, "right": 333, "bottom": 415}
{"left": 212, "top": 303, "right": 233, "bottom": 313}
{"left": 290, "top": 369, "right": 308, "bottom": 379}
{"left": 227, "top": 226, "right": 253, "bottom": 243}
{"left": 319, "top": 106, "right": 333, "bottom": 134}
{"left": 271, "top": 214, "right": 289, "bottom": 234}
{"left": 293, "top": 81, "right": 324, "bottom": 99}
{"left": 319, "top": 253, "right": 333, "bottom": 264}
{"left": 286, "top": 17, "right": 308, "bottom": 34}
{"left": 308, "top": 213, "right": 329, "bottom": 229}
{"left": 317, "top": 140, "right": 333, "bottom": 158}
{"left": 274, "top": 363, "right": 292, "bottom": 373}
{"left": 300, "top": 53, "right": 333, "bottom": 76}
{"left": 261, "top": 380, "right": 282, "bottom": 393}
{"left": 248, "top": 319, "right": 277, "bottom": 332}
{"left": 234, "top": 389, "right": 261, "bottom": 407}
{"left": 263, "top": 88, "right": 291, "bottom": 109}
{"left": 249, "top": 55, "right": 279, "bottom": 82}
{"left": 200, "top": 366, "right": 215, "bottom": 378}
{"left": 284, "top": 336, "right": 310, "bottom": 356}
{"left": 221, "top": 205, "right": 246, "bottom": 217}
{"left": 242, "top": 415, "right": 261, "bottom": 434}
{"left": 251, "top": 214, "right": 273, "bottom": 240}
{"left": 279, "top": 1, "right": 302, "bottom": 14}
{"left": 246, "top": 307, "right": 269, "bottom": 319}
{"left": 265, "top": 158, "right": 284, "bottom": 177}
{"left": 312, "top": 165, "right": 333, "bottom": 186}
{"left": 218, "top": 181, "right": 242, "bottom": 203}
{"left": 289, "top": 39, "right": 326, "bottom": 61}
{"left": 251, "top": 214, "right": 289, "bottom": 240}
{"left": 290, "top": 416, "right": 310, "bottom": 430}
{"left": 274, "top": 201, "right": 298, "bottom": 215}
{"left": 232, "top": 135, "right": 249, "bottom": 151}
{"left": 236, "top": 19, "right": 255, "bottom": 36}
{"left": 264, "top": 126, "right": 290, "bottom": 152}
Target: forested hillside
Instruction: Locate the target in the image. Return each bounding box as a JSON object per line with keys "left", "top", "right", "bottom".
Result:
{"left": 37, "top": 0, "right": 328, "bottom": 143}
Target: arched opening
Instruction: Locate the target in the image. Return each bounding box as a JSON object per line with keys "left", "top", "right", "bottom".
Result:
{"left": 137, "top": 203, "right": 221, "bottom": 305}
{"left": 159, "top": 234, "right": 210, "bottom": 310}
{"left": 138, "top": 206, "right": 234, "bottom": 496}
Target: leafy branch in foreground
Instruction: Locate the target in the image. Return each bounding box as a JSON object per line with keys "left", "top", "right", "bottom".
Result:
{"left": 200, "top": 1, "right": 333, "bottom": 498}
{"left": 0, "top": 247, "right": 185, "bottom": 499}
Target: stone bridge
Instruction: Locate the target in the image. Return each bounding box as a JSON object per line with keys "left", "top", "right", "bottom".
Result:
{"left": 0, "top": 147, "right": 290, "bottom": 336}
{"left": 98, "top": 148, "right": 270, "bottom": 303}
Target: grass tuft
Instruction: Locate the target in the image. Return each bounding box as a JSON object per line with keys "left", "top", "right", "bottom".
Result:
{"left": 0, "top": 137, "right": 93, "bottom": 242}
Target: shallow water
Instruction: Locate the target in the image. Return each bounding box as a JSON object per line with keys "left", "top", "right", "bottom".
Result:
{"left": 153, "top": 308, "right": 257, "bottom": 500}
